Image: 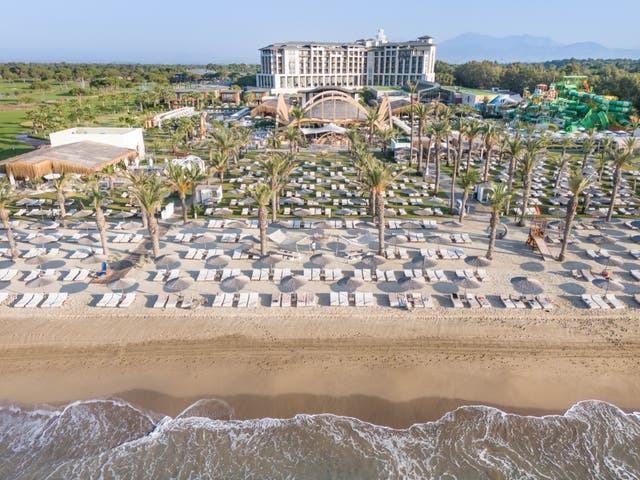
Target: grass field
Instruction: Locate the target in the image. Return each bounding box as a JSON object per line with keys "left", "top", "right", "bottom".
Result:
{"left": 0, "top": 109, "right": 33, "bottom": 161}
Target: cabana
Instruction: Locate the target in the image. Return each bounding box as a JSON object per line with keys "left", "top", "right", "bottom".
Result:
{"left": 0, "top": 141, "right": 137, "bottom": 179}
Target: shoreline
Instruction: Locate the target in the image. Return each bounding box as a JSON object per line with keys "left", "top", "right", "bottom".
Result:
{"left": 1, "top": 308, "right": 639, "bottom": 428}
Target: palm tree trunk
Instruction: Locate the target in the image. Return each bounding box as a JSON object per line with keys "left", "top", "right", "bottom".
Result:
{"left": 369, "top": 190, "right": 376, "bottom": 223}
{"left": 95, "top": 206, "right": 110, "bottom": 257}
{"left": 606, "top": 168, "right": 621, "bottom": 221}
{"left": 409, "top": 110, "right": 414, "bottom": 167}
{"left": 148, "top": 215, "right": 160, "bottom": 258}
{"left": 558, "top": 198, "right": 577, "bottom": 262}
{"left": 458, "top": 190, "right": 468, "bottom": 223}
{"left": 483, "top": 147, "right": 491, "bottom": 182}
{"left": 259, "top": 207, "right": 267, "bottom": 255}
{"left": 191, "top": 185, "right": 198, "bottom": 219}
{"left": 450, "top": 155, "right": 459, "bottom": 212}
{"left": 486, "top": 211, "right": 499, "bottom": 260}
{"left": 0, "top": 210, "right": 18, "bottom": 259}
{"left": 434, "top": 143, "right": 442, "bottom": 194}
{"left": 417, "top": 125, "right": 424, "bottom": 174}
{"left": 466, "top": 140, "right": 474, "bottom": 173}
{"left": 423, "top": 138, "right": 432, "bottom": 180}
{"left": 505, "top": 156, "right": 516, "bottom": 215}
{"left": 518, "top": 176, "right": 532, "bottom": 227}
{"left": 56, "top": 192, "right": 66, "bottom": 221}
{"left": 180, "top": 192, "right": 188, "bottom": 224}
{"left": 376, "top": 192, "right": 385, "bottom": 256}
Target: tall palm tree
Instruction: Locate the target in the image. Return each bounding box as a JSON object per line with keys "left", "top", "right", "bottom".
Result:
{"left": 282, "top": 125, "right": 302, "bottom": 153}
{"left": 248, "top": 183, "right": 272, "bottom": 256}
{"left": 365, "top": 107, "right": 378, "bottom": 146}
{"left": 125, "top": 171, "right": 152, "bottom": 230}
{"left": 51, "top": 174, "right": 70, "bottom": 222}
{"left": 85, "top": 178, "right": 111, "bottom": 257}
{"left": 430, "top": 119, "right": 450, "bottom": 194}
{"left": 486, "top": 183, "right": 511, "bottom": 260}
{"left": 465, "top": 120, "right": 483, "bottom": 173}
{"left": 596, "top": 137, "right": 613, "bottom": 182}
{"left": 503, "top": 138, "right": 523, "bottom": 214}
{"left": 518, "top": 137, "right": 545, "bottom": 226}
{"left": 557, "top": 136, "right": 575, "bottom": 160}
{"left": 413, "top": 103, "right": 430, "bottom": 174}
{"left": 210, "top": 128, "right": 240, "bottom": 165}
{"left": 0, "top": 178, "right": 19, "bottom": 259}
{"left": 481, "top": 123, "right": 500, "bottom": 182}
{"left": 289, "top": 106, "right": 305, "bottom": 132}
{"left": 361, "top": 161, "right": 403, "bottom": 255}
{"left": 208, "top": 149, "right": 229, "bottom": 183}
{"left": 377, "top": 127, "right": 396, "bottom": 156}
{"left": 606, "top": 138, "right": 639, "bottom": 221}
{"left": 258, "top": 152, "right": 296, "bottom": 222}
{"left": 580, "top": 131, "right": 596, "bottom": 169}
{"left": 406, "top": 81, "right": 417, "bottom": 166}
{"left": 164, "top": 163, "right": 192, "bottom": 225}
{"left": 185, "top": 166, "right": 207, "bottom": 219}
{"left": 558, "top": 171, "right": 595, "bottom": 262}
{"left": 449, "top": 117, "right": 468, "bottom": 210}
{"left": 457, "top": 169, "right": 481, "bottom": 224}
{"left": 129, "top": 175, "right": 168, "bottom": 258}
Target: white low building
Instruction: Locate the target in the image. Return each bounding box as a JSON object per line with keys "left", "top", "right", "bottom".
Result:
{"left": 50, "top": 127, "right": 145, "bottom": 158}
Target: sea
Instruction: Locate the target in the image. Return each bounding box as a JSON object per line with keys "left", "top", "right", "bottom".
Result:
{"left": 1, "top": 398, "right": 639, "bottom": 479}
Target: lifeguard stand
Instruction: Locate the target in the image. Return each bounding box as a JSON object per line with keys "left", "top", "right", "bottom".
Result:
{"left": 527, "top": 217, "right": 551, "bottom": 261}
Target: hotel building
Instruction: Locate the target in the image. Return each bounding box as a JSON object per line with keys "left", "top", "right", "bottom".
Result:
{"left": 257, "top": 30, "right": 436, "bottom": 94}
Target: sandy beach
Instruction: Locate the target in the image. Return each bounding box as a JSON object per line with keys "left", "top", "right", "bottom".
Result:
{"left": 0, "top": 305, "right": 638, "bottom": 427}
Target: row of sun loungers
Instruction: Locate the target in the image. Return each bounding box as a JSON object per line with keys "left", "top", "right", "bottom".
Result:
{"left": 420, "top": 248, "right": 466, "bottom": 260}
{"left": 22, "top": 248, "right": 59, "bottom": 259}
{"left": 500, "top": 294, "right": 555, "bottom": 310}
{"left": 388, "top": 292, "right": 433, "bottom": 309}
{"left": 69, "top": 248, "right": 103, "bottom": 259}
{"left": 450, "top": 293, "right": 491, "bottom": 308}
{"left": 96, "top": 292, "right": 136, "bottom": 308}
{"left": 450, "top": 233, "right": 473, "bottom": 244}
{"left": 231, "top": 249, "right": 260, "bottom": 260}
{"left": 206, "top": 219, "right": 259, "bottom": 229}
{"left": 111, "top": 234, "right": 143, "bottom": 244}
{"left": 581, "top": 294, "right": 625, "bottom": 309}
{"left": 0, "top": 269, "right": 18, "bottom": 282}
{"left": 13, "top": 292, "right": 68, "bottom": 308}
{"left": 303, "top": 268, "right": 342, "bottom": 281}
{"left": 185, "top": 248, "right": 223, "bottom": 260}
{"left": 455, "top": 269, "right": 488, "bottom": 281}
{"left": 384, "top": 248, "right": 410, "bottom": 260}
{"left": 271, "top": 292, "right": 317, "bottom": 307}
{"left": 387, "top": 220, "right": 438, "bottom": 229}
{"left": 195, "top": 268, "right": 242, "bottom": 282}
{"left": 152, "top": 269, "right": 181, "bottom": 282}
{"left": 329, "top": 292, "right": 374, "bottom": 307}
{"left": 152, "top": 294, "right": 195, "bottom": 309}
{"left": 62, "top": 269, "right": 91, "bottom": 282}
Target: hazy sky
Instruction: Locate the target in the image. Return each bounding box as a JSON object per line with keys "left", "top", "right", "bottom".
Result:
{"left": 1, "top": 0, "right": 639, "bottom": 63}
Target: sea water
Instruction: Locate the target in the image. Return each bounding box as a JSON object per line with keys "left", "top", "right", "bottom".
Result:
{"left": 1, "top": 398, "right": 639, "bottom": 479}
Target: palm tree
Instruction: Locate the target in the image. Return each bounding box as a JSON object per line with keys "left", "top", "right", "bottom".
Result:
{"left": 208, "top": 149, "right": 229, "bottom": 183}
{"left": 596, "top": 137, "right": 613, "bottom": 182}
{"left": 558, "top": 171, "right": 595, "bottom": 262}
{"left": 164, "top": 163, "right": 191, "bottom": 224}
{"left": 503, "top": 138, "right": 523, "bottom": 214}
{"left": 486, "top": 183, "right": 511, "bottom": 260}
{"left": 210, "top": 128, "right": 240, "bottom": 165}
{"left": 101, "top": 164, "right": 120, "bottom": 193}
{"left": 129, "top": 175, "right": 168, "bottom": 258}
{"left": 580, "top": 132, "right": 596, "bottom": 169}
{"left": 377, "top": 127, "right": 396, "bottom": 156}
{"left": 365, "top": 107, "right": 378, "bottom": 146}
{"left": 413, "top": 103, "right": 430, "bottom": 174}
{"left": 465, "top": 120, "right": 483, "bottom": 173}
{"left": 361, "top": 161, "right": 403, "bottom": 255}
{"left": 518, "top": 137, "right": 545, "bottom": 226}
{"left": 481, "top": 123, "right": 500, "bottom": 182}
{"left": 430, "top": 119, "right": 450, "bottom": 194}
{"left": 185, "top": 166, "right": 207, "bottom": 219}
{"left": 85, "top": 178, "right": 111, "bottom": 257}
{"left": 248, "top": 183, "right": 272, "bottom": 256}
{"left": 51, "top": 174, "right": 70, "bottom": 222}
{"left": 125, "top": 171, "right": 152, "bottom": 230}
{"left": 406, "top": 81, "right": 417, "bottom": 166}
{"left": 606, "top": 138, "right": 639, "bottom": 221}
{"left": 282, "top": 125, "right": 302, "bottom": 153}
{"left": 0, "top": 178, "right": 19, "bottom": 259}
{"left": 258, "top": 152, "right": 296, "bottom": 222}
{"left": 457, "top": 169, "right": 481, "bottom": 224}
{"left": 449, "top": 117, "right": 468, "bottom": 210}
{"left": 289, "top": 106, "right": 305, "bottom": 132}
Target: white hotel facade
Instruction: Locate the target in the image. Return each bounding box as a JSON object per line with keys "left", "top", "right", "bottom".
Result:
{"left": 257, "top": 30, "right": 436, "bottom": 94}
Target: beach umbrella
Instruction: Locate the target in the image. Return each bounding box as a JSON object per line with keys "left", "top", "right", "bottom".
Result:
{"left": 239, "top": 234, "right": 261, "bottom": 245}
{"left": 193, "top": 233, "right": 217, "bottom": 248}
{"left": 413, "top": 208, "right": 433, "bottom": 216}
{"left": 107, "top": 278, "right": 137, "bottom": 293}
{"left": 443, "top": 220, "right": 463, "bottom": 228}
{"left": 592, "top": 278, "right": 625, "bottom": 294}
{"left": 399, "top": 221, "right": 422, "bottom": 229}
{"left": 155, "top": 254, "right": 181, "bottom": 270}
{"left": 73, "top": 210, "right": 93, "bottom": 218}
{"left": 312, "top": 230, "right": 332, "bottom": 242}
{"left": 206, "top": 254, "right": 231, "bottom": 268}
{"left": 284, "top": 197, "right": 305, "bottom": 206}
{"left": 455, "top": 277, "right": 481, "bottom": 291}
{"left": 513, "top": 277, "right": 544, "bottom": 294}
{"left": 77, "top": 235, "right": 100, "bottom": 246}
{"left": 280, "top": 274, "right": 308, "bottom": 292}
{"left": 24, "top": 253, "right": 56, "bottom": 267}
{"left": 214, "top": 208, "right": 233, "bottom": 215}
{"left": 81, "top": 253, "right": 109, "bottom": 265}
{"left": 420, "top": 257, "right": 439, "bottom": 268}
{"left": 30, "top": 220, "right": 59, "bottom": 231}
{"left": 385, "top": 234, "right": 408, "bottom": 246}
{"left": 26, "top": 276, "right": 55, "bottom": 288}
{"left": 114, "top": 211, "right": 135, "bottom": 219}
{"left": 384, "top": 208, "right": 397, "bottom": 217}
{"left": 310, "top": 252, "right": 337, "bottom": 267}
{"left": 589, "top": 233, "right": 615, "bottom": 246}
{"left": 293, "top": 208, "right": 311, "bottom": 217}
{"left": 221, "top": 274, "right": 250, "bottom": 292}
{"left": 29, "top": 234, "right": 58, "bottom": 245}
{"left": 119, "top": 221, "right": 142, "bottom": 231}
{"left": 465, "top": 256, "right": 492, "bottom": 268}
{"left": 336, "top": 276, "right": 364, "bottom": 292}
{"left": 165, "top": 276, "right": 194, "bottom": 293}
{"left": 225, "top": 220, "right": 249, "bottom": 229}
{"left": 258, "top": 253, "right": 283, "bottom": 268}
{"left": 361, "top": 254, "right": 386, "bottom": 267}
{"left": 398, "top": 276, "right": 426, "bottom": 291}
{"left": 312, "top": 220, "right": 335, "bottom": 230}
{"left": 355, "top": 221, "right": 375, "bottom": 229}
{"left": 73, "top": 221, "right": 96, "bottom": 230}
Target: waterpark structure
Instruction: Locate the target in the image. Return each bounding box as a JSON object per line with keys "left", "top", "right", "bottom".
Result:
{"left": 501, "top": 76, "right": 634, "bottom": 132}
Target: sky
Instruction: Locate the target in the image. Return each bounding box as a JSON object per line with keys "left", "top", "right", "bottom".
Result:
{"left": 1, "top": 0, "right": 639, "bottom": 64}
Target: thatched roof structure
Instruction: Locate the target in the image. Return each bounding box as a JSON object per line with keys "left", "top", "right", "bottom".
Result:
{"left": 0, "top": 141, "right": 137, "bottom": 179}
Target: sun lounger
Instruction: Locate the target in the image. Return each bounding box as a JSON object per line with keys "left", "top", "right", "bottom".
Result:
{"left": 500, "top": 295, "right": 515, "bottom": 308}
{"left": 0, "top": 292, "right": 9, "bottom": 305}
{"left": 475, "top": 295, "right": 491, "bottom": 308}
{"left": 152, "top": 269, "right": 167, "bottom": 282}
{"left": 422, "top": 294, "right": 434, "bottom": 308}
{"left": 212, "top": 294, "right": 224, "bottom": 307}
{"left": 630, "top": 270, "right": 640, "bottom": 282}
{"left": 63, "top": 269, "right": 80, "bottom": 282}
{"left": 153, "top": 295, "right": 168, "bottom": 309}
{"left": 163, "top": 295, "right": 177, "bottom": 309}
{"left": 450, "top": 293, "right": 464, "bottom": 308}
{"left": 510, "top": 295, "right": 526, "bottom": 309}
{"left": 40, "top": 293, "right": 56, "bottom": 308}
{"left": 14, "top": 293, "right": 34, "bottom": 308}
{"left": 96, "top": 293, "right": 112, "bottom": 307}
{"left": 119, "top": 293, "right": 136, "bottom": 308}
{"left": 237, "top": 293, "right": 249, "bottom": 308}
{"left": 476, "top": 269, "right": 488, "bottom": 281}
{"left": 330, "top": 292, "right": 339, "bottom": 306}
{"left": 388, "top": 293, "right": 399, "bottom": 308}
{"left": 465, "top": 293, "right": 480, "bottom": 308}
{"left": 0, "top": 269, "right": 17, "bottom": 282}
{"left": 581, "top": 294, "right": 599, "bottom": 309}
{"left": 281, "top": 293, "right": 291, "bottom": 307}
{"left": 535, "top": 295, "right": 555, "bottom": 310}
{"left": 591, "top": 294, "right": 611, "bottom": 309}
{"left": 248, "top": 292, "right": 259, "bottom": 308}
{"left": 523, "top": 295, "right": 542, "bottom": 309}
{"left": 411, "top": 293, "right": 424, "bottom": 308}
{"left": 630, "top": 251, "right": 640, "bottom": 260}
{"left": 24, "top": 293, "right": 44, "bottom": 308}
{"left": 106, "top": 293, "right": 122, "bottom": 308}
{"left": 605, "top": 294, "right": 625, "bottom": 309}
{"left": 166, "top": 269, "right": 180, "bottom": 282}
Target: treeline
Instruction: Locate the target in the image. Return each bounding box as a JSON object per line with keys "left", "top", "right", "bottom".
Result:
{"left": 435, "top": 59, "right": 640, "bottom": 108}
{"left": 0, "top": 63, "right": 260, "bottom": 86}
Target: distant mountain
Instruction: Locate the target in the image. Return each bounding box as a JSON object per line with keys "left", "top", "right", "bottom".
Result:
{"left": 438, "top": 33, "right": 640, "bottom": 63}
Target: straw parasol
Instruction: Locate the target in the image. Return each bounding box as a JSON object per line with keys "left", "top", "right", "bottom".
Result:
{"left": 193, "top": 233, "right": 217, "bottom": 249}
{"left": 165, "top": 276, "right": 194, "bottom": 293}
{"left": 73, "top": 221, "right": 96, "bottom": 231}
{"left": 443, "top": 220, "right": 463, "bottom": 228}
{"left": 258, "top": 253, "right": 283, "bottom": 268}
{"left": 420, "top": 257, "right": 439, "bottom": 268}
{"left": 413, "top": 208, "right": 433, "bottom": 216}
{"left": 398, "top": 276, "right": 426, "bottom": 291}
{"left": 455, "top": 277, "right": 481, "bottom": 292}
{"left": 119, "top": 221, "right": 142, "bottom": 231}
{"left": 310, "top": 252, "right": 337, "bottom": 267}
{"left": 81, "top": 253, "right": 109, "bottom": 265}
{"left": 513, "top": 277, "right": 544, "bottom": 294}
{"left": 24, "top": 253, "right": 56, "bottom": 267}
{"left": 155, "top": 254, "right": 181, "bottom": 270}
{"left": 226, "top": 220, "right": 249, "bottom": 229}
{"left": 336, "top": 276, "right": 364, "bottom": 292}
{"left": 221, "top": 274, "right": 250, "bottom": 292}
{"left": 361, "top": 254, "right": 386, "bottom": 267}
{"left": 399, "top": 221, "right": 422, "bottom": 229}
{"left": 592, "top": 278, "right": 625, "bottom": 294}
{"left": 107, "top": 278, "right": 137, "bottom": 293}
{"left": 77, "top": 235, "right": 100, "bottom": 246}
{"left": 114, "top": 211, "right": 135, "bottom": 219}
{"left": 29, "top": 234, "right": 58, "bottom": 245}
{"left": 206, "top": 254, "right": 231, "bottom": 268}
{"left": 385, "top": 234, "right": 408, "bottom": 246}
{"left": 26, "top": 276, "right": 55, "bottom": 288}
{"left": 280, "top": 274, "right": 308, "bottom": 292}
{"left": 465, "top": 256, "right": 492, "bottom": 269}
{"left": 293, "top": 208, "right": 311, "bottom": 217}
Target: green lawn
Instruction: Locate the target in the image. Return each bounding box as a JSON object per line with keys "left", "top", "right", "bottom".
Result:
{"left": 0, "top": 109, "right": 33, "bottom": 161}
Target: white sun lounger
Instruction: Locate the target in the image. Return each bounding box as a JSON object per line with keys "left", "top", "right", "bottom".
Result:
{"left": 40, "top": 293, "right": 57, "bottom": 308}
{"left": 63, "top": 269, "right": 80, "bottom": 282}
{"left": 212, "top": 294, "right": 224, "bottom": 307}
{"left": 222, "top": 294, "right": 234, "bottom": 307}
{"left": 591, "top": 294, "right": 611, "bottom": 309}
{"left": 152, "top": 269, "right": 167, "bottom": 282}
{"left": 605, "top": 294, "right": 625, "bottom": 309}
{"left": 153, "top": 295, "right": 168, "bottom": 309}
{"left": 96, "top": 293, "right": 112, "bottom": 307}
{"left": 0, "top": 269, "right": 17, "bottom": 282}
{"left": 25, "top": 293, "right": 44, "bottom": 308}
{"left": 248, "top": 292, "right": 259, "bottom": 307}
{"left": 237, "top": 293, "right": 249, "bottom": 308}
{"left": 581, "top": 294, "right": 599, "bottom": 309}
{"left": 388, "top": 293, "right": 399, "bottom": 308}
{"left": 118, "top": 293, "right": 136, "bottom": 308}
{"left": 500, "top": 295, "right": 516, "bottom": 308}
{"left": 164, "top": 295, "right": 178, "bottom": 309}
{"left": 106, "top": 293, "right": 122, "bottom": 308}
{"left": 14, "top": 293, "right": 34, "bottom": 308}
